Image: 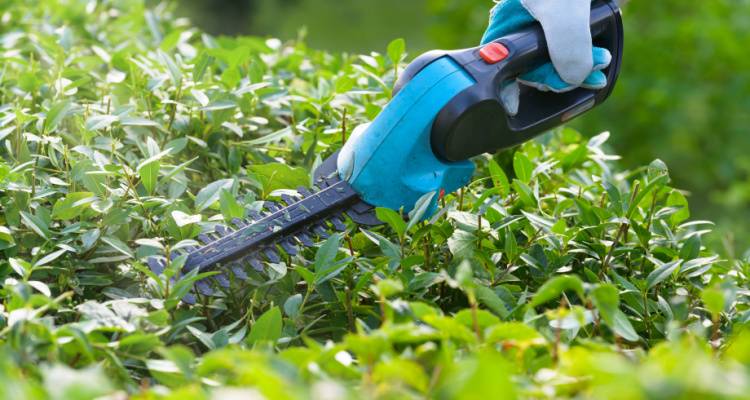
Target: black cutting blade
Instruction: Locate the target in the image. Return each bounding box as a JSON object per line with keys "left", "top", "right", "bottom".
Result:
{"left": 147, "top": 152, "right": 380, "bottom": 294}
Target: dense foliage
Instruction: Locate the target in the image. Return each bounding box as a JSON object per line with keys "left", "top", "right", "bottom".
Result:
{"left": 0, "top": 1, "right": 749, "bottom": 399}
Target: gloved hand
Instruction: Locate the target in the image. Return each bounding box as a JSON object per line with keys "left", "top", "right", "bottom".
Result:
{"left": 481, "top": 0, "right": 612, "bottom": 116}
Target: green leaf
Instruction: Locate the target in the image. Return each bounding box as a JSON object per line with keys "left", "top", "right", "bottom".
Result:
{"left": 52, "top": 192, "right": 96, "bottom": 220}
{"left": 701, "top": 285, "right": 725, "bottom": 316}
{"left": 376, "top": 208, "right": 406, "bottom": 238}
{"left": 475, "top": 286, "right": 510, "bottom": 319}
{"left": 646, "top": 260, "right": 681, "bottom": 289}
{"left": 314, "top": 233, "right": 342, "bottom": 273}
{"left": 512, "top": 179, "right": 536, "bottom": 207}
{"left": 137, "top": 149, "right": 170, "bottom": 195}
{"left": 101, "top": 236, "right": 134, "bottom": 258}
{"left": 21, "top": 211, "right": 50, "bottom": 239}
{"left": 219, "top": 189, "right": 245, "bottom": 220}
{"left": 0, "top": 226, "right": 15, "bottom": 250}
{"left": 448, "top": 229, "right": 476, "bottom": 260}
{"left": 648, "top": 159, "right": 670, "bottom": 182}
{"left": 138, "top": 160, "right": 160, "bottom": 195}
{"left": 283, "top": 294, "right": 303, "bottom": 319}
{"left": 9, "top": 258, "right": 31, "bottom": 278}
{"left": 529, "top": 275, "right": 584, "bottom": 308}
{"left": 612, "top": 310, "right": 640, "bottom": 342}
{"left": 590, "top": 284, "right": 639, "bottom": 342}
{"left": 406, "top": 191, "right": 436, "bottom": 231}
{"left": 603, "top": 181, "right": 624, "bottom": 216}
{"left": 192, "top": 52, "right": 214, "bottom": 82}
{"left": 667, "top": 190, "right": 690, "bottom": 225}
{"left": 387, "top": 38, "right": 406, "bottom": 64}
{"left": 488, "top": 158, "right": 509, "bottom": 196}
{"left": 195, "top": 179, "right": 234, "bottom": 211}
{"left": 513, "top": 152, "right": 533, "bottom": 183}
{"left": 158, "top": 49, "right": 182, "bottom": 85}
{"left": 44, "top": 100, "right": 72, "bottom": 133}
{"left": 249, "top": 163, "right": 308, "bottom": 196}
{"left": 246, "top": 306, "right": 282, "bottom": 345}
{"left": 85, "top": 115, "right": 118, "bottom": 131}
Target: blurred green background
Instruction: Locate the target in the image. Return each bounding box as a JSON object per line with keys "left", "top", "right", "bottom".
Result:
{"left": 177, "top": 0, "right": 750, "bottom": 253}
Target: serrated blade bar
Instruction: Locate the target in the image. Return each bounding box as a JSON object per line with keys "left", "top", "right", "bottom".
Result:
{"left": 182, "top": 179, "right": 362, "bottom": 273}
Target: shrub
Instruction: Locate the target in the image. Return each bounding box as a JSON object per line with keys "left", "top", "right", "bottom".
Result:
{"left": 0, "top": 1, "right": 748, "bottom": 399}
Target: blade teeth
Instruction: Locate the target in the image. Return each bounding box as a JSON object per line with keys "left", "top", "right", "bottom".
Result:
{"left": 231, "top": 263, "right": 249, "bottom": 280}
{"left": 215, "top": 273, "right": 231, "bottom": 288}
{"left": 247, "top": 210, "right": 262, "bottom": 221}
{"left": 312, "top": 224, "right": 330, "bottom": 239}
{"left": 147, "top": 257, "right": 166, "bottom": 275}
{"left": 297, "top": 186, "right": 313, "bottom": 198}
{"left": 265, "top": 202, "right": 281, "bottom": 213}
{"left": 195, "top": 280, "right": 214, "bottom": 296}
{"left": 280, "top": 239, "right": 298, "bottom": 256}
{"left": 232, "top": 218, "right": 247, "bottom": 228}
{"left": 248, "top": 256, "right": 264, "bottom": 272}
{"left": 281, "top": 194, "right": 298, "bottom": 205}
{"left": 296, "top": 231, "right": 314, "bottom": 247}
{"left": 330, "top": 215, "right": 347, "bottom": 232}
{"left": 198, "top": 234, "right": 214, "bottom": 245}
{"left": 182, "top": 293, "right": 197, "bottom": 305}
{"left": 215, "top": 224, "right": 232, "bottom": 236}
{"left": 264, "top": 248, "right": 281, "bottom": 263}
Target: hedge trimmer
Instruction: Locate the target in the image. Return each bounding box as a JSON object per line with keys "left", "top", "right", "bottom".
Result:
{"left": 148, "top": 0, "right": 623, "bottom": 299}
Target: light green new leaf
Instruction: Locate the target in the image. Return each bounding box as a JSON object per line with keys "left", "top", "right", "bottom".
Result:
{"left": 667, "top": 190, "right": 690, "bottom": 225}
{"left": 219, "top": 189, "right": 245, "bottom": 220}
{"left": 701, "top": 285, "right": 725, "bottom": 316}
{"left": 249, "top": 163, "right": 308, "bottom": 196}
{"left": 387, "top": 38, "right": 406, "bottom": 64}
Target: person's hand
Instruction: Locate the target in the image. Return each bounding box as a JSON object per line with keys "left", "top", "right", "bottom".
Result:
{"left": 482, "top": 0, "right": 612, "bottom": 115}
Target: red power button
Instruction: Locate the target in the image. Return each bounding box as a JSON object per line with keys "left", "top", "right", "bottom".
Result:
{"left": 479, "top": 43, "right": 509, "bottom": 64}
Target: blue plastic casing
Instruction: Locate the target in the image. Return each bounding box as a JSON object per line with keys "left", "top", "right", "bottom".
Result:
{"left": 337, "top": 57, "right": 477, "bottom": 214}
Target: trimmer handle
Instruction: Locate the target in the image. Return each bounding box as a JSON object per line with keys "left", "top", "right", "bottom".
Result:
{"left": 394, "top": 0, "right": 623, "bottom": 162}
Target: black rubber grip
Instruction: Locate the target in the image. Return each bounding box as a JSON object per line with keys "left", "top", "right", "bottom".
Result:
{"left": 394, "top": 0, "right": 623, "bottom": 162}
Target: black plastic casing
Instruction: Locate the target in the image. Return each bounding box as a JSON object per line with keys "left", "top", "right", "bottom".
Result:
{"left": 393, "top": 0, "right": 624, "bottom": 162}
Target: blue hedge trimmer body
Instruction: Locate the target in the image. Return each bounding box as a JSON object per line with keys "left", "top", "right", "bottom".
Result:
{"left": 148, "top": 0, "right": 623, "bottom": 300}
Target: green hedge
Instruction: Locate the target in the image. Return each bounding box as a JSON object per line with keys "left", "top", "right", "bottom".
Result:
{"left": 0, "top": 1, "right": 749, "bottom": 399}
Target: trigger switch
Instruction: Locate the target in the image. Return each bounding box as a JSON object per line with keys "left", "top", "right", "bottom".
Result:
{"left": 479, "top": 43, "right": 509, "bottom": 64}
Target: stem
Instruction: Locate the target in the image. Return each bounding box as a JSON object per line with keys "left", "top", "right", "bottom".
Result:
{"left": 341, "top": 108, "right": 348, "bottom": 144}
{"left": 602, "top": 223, "right": 629, "bottom": 279}
{"left": 345, "top": 286, "right": 355, "bottom": 333}
{"left": 470, "top": 293, "right": 481, "bottom": 340}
